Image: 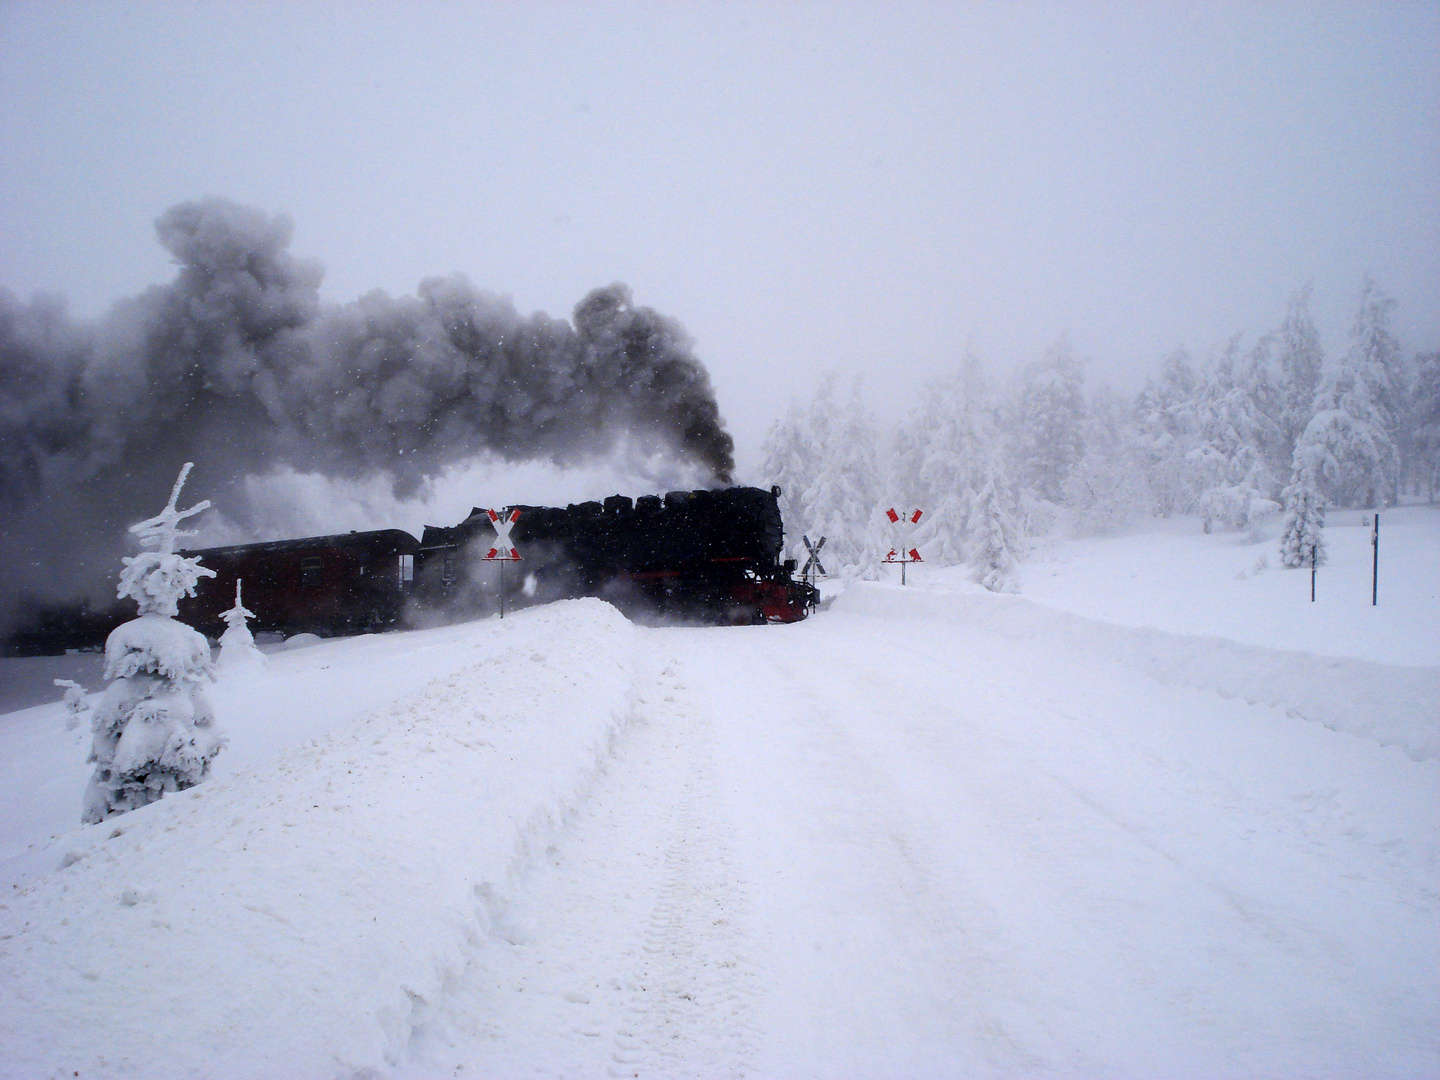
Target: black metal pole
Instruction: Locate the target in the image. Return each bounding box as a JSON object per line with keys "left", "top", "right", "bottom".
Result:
{"left": 1310, "top": 543, "right": 1316, "bottom": 602}
{"left": 1372, "top": 513, "right": 1379, "bottom": 606}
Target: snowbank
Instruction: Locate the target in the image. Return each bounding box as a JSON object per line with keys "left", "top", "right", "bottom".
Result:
{"left": 835, "top": 583, "right": 1440, "bottom": 762}
{"left": 0, "top": 598, "right": 636, "bottom": 1080}
{"left": 2, "top": 609, "right": 606, "bottom": 888}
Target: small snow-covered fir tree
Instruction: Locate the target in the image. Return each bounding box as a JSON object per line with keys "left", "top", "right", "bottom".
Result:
{"left": 217, "top": 579, "right": 267, "bottom": 673}
{"left": 964, "top": 468, "right": 1021, "bottom": 592}
{"left": 84, "top": 463, "right": 226, "bottom": 824}
{"left": 1278, "top": 455, "right": 1327, "bottom": 569}
{"left": 54, "top": 679, "right": 91, "bottom": 732}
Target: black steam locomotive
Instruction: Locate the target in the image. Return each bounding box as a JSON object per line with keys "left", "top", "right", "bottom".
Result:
{"left": 409, "top": 485, "right": 814, "bottom": 626}
{"left": 164, "top": 484, "right": 815, "bottom": 640}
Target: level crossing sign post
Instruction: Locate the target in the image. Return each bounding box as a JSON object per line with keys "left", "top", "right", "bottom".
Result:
{"left": 882, "top": 508, "right": 924, "bottom": 585}
{"left": 482, "top": 508, "right": 522, "bottom": 618}
{"left": 801, "top": 535, "right": 827, "bottom": 586}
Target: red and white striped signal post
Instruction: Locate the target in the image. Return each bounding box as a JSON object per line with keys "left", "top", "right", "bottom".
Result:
{"left": 882, "top": 508, "right": 924, "bottom": 585}
{"left": 483, "top": 508, "right": 522, "bottom": 618}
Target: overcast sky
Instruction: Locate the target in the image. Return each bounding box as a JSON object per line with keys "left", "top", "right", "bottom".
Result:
{"left": 2, "top": 1, "right": 1437, "bottom": 469}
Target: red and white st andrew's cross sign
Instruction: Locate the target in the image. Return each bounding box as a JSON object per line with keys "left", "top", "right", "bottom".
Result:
{"left": 483, "top": 508, "right": 522, "bottom": 561}
{"left": 883, "top": 507, "right": 923, "bottom": 563}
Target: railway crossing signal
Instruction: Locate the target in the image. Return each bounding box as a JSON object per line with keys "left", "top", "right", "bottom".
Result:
{"left": 482, "top": 508, "right": 522, "bottom": 618}
{"left": 801, "top": 535, "right": 827, "bottom": 584}
{"left": 886, "top": 508, "right": 923, "bottom": 525}
{"left": 882, "top": 507, "right": 924, "bottom": 585}
{"left": 483, "top": 508, "right": 522, "bottom": 561}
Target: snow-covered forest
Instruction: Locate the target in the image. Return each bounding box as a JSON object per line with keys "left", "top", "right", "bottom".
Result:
{"left": 761, "top": 280, "right": 1440, "bottom": 589}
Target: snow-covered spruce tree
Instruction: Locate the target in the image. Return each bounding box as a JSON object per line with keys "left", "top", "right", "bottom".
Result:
{"left": 1063, "top": 385, "right": 1147, "bottom": 536}
{"left": 893, "top": 374, "right": 954, "bottom": 560}
{"left": 761, "top": 377, "right": 838, "bottom": 567}
{"left": 1412, "top": 351, "right": 1440, "bottom": 502}
{"left": 1275, "top": 285, "right": 1325, "bottom": 477}
{"left": 1133, "top": 347, "right": 1204, "bottom": 517}
{"left": 758, "top": 399, "right": 816, "bottom": 554}
{"left": 797, "top": 378, "right": 883, "bottom": 575}
{"left": 1237, "top": 331, "right": 1287, "bottom": 496}
{"left": 1296, "top": 279, "right": 1403, "bottom": 509}
{"left": 965, "top": 466, "right": 1021, "bottom": 592}
{"left": 910, "top": 355, "right": 997, "bottom": 565}
{"left": 1190, "top": 335, "right": 1279, "bottom": 534}
{"left": 217, "top": 579, "right": 267, "bottom": 673}
{"left": 84, "top": 463, "right": 225, "bottom": 825}
{"left": 836, "top": 381, "right": 886, "bottom": 574}
{"left": 1278, "top": 453, "right": 1327, "bottom": 569}
{"left": 1015, "top": 334, "right": 1085, "bottom": 503}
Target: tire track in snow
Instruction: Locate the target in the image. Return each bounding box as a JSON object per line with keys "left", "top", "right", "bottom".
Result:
{"left": 607, "top": 698, "right": 758, "bottom": 1078}
{"left": 670, "top": 629, "right": 1069, "bottom": 1077}
{"left": 396, "top": 640, "right": 758, "bottom": 1079}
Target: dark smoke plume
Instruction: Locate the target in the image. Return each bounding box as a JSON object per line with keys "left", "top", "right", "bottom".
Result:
{"left": 0, "top": 197, "right": 733, "bottom": 629}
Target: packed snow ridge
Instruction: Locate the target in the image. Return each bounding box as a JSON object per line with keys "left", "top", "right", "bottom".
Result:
{"left": 0, "top": 600, "right": 636, "bottom": 1079}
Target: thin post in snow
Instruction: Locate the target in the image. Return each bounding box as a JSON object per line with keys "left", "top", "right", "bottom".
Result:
{"left": 1311, "top": 543, "right": 1317, "bottom": 602}
{"left": 1372, "top": 512, "right": 1379, "bottom": 607}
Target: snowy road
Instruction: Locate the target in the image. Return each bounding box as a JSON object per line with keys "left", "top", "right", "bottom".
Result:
{"left": 399, "top": 591, "right": 1438, "bottom": 1079}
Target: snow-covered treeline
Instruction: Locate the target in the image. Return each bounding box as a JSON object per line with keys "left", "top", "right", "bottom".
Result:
{"left": 759, "top": 280, "right": 1439, "bottom": 587}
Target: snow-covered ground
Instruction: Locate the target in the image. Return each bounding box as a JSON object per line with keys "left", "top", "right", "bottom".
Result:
{"left": 0, "top": 513, "right": 1436, "bottom": 1078}
{"left": 1016, "top": 504, "right": 1439, "bottom": 668}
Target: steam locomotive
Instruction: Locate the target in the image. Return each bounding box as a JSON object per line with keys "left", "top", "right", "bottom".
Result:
{"left": 4, "top": 486, "right": 813, "bottom": 655}
{"left": 161, "top": 484, "right": 815, "bottom": 640}
{"left": 2, "top": 486, "right": 815, "bottom": 655}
